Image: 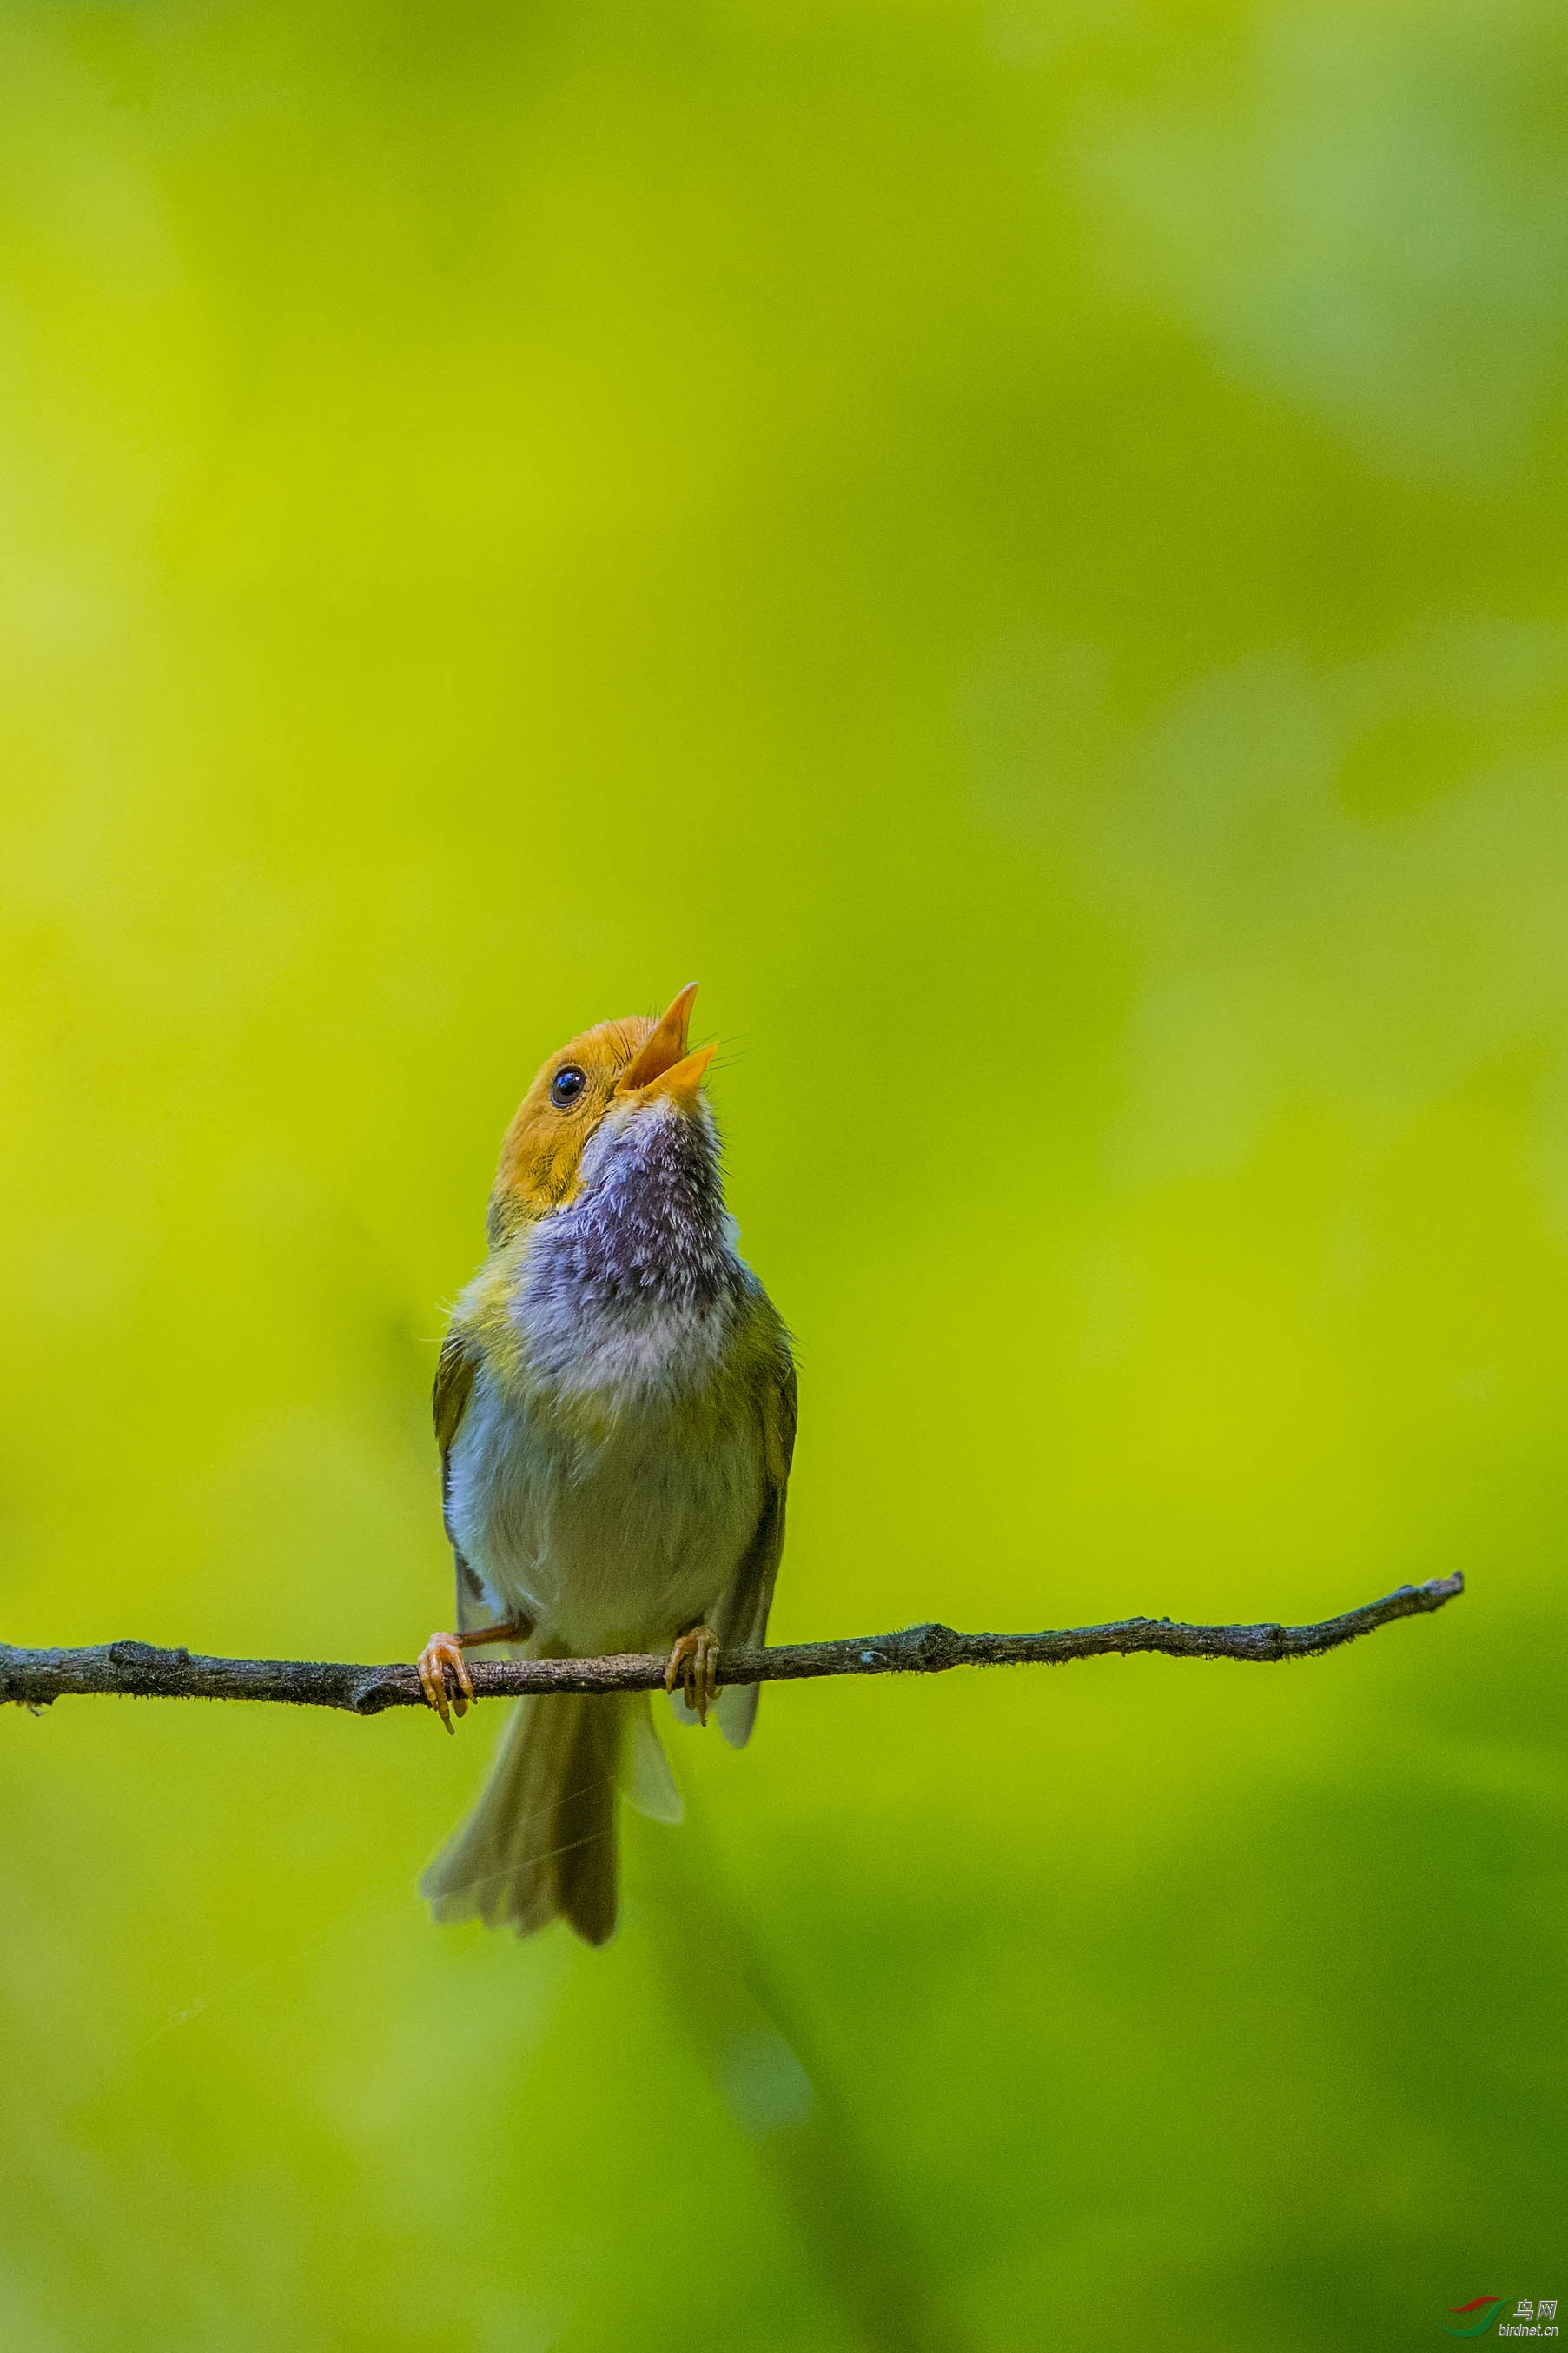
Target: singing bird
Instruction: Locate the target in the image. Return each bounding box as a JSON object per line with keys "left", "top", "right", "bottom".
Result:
{"left": 416, "top": 984, "right": 796, "bottom": 1945}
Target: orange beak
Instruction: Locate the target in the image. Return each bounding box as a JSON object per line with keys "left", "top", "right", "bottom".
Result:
{"left": 617, "top": 983, "right": 704, "bottom": 1096}
{"left": 638, "top": 1038, "right": 718, "bottom": 1111}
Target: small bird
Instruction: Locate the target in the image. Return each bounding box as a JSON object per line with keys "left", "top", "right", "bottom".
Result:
{"left": 417, "top": 984, "right": 796, "bottom": 1945}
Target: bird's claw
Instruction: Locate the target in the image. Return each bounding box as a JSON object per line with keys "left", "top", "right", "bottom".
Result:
{"left": 418, "top": 1631, "right": 473, "bottom": 1733}
{"left": 665, "top": 1625, "right": 720, "bottom": 1726}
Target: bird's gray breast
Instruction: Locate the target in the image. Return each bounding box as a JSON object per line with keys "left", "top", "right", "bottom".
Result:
{"left": 447, "top": 1097, "right": 764, "bottom": 1647}
{"left": 447, "top": 1349, "right": 762, "bottom": 1651}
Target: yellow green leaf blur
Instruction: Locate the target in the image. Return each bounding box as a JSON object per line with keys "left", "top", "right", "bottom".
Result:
{"left": 0, "top": 0, "right": 1561, "bottom": 2345}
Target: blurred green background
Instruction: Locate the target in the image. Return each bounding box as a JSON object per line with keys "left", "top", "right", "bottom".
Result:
{"left": 1, "top": 0, "right": 1564, "bottom": 2346}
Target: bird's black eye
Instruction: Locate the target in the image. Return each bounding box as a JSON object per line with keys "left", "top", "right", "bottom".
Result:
{"left": 550, "top": 1064, "right": 586, "bottom": 1109}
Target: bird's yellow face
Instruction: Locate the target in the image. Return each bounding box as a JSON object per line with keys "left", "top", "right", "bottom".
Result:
{"left": 487, "top": 982, "right": 716, "bottom": 1244}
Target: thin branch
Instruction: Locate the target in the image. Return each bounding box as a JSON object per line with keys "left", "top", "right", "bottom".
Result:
{"left": 0, "top": 1573, "right": 1462, "bottom": 1716}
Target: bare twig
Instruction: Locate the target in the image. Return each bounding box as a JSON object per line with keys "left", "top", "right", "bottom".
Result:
{"left": 0, "top": 1573, "right": 1462, "bottom": 1716}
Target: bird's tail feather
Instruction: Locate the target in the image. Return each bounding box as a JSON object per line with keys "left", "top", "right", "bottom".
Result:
{"left": 420, "top": 1692, "right": 635, "bottom": 1945}
{"left": 621, "top": 1693, "right": 683, "bottom": 1822}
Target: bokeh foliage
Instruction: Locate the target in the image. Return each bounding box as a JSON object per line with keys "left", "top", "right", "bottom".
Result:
{"left": 1, "top": 0, "right": 1565, "bottom": 2346}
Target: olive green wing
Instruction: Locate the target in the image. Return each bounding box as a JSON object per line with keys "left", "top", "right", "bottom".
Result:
{"left": 714, "top": 1353, "right": 797, "bottom": 1751}
{"left": 433, "top": 1327, "right": 490, "bottom": 1634}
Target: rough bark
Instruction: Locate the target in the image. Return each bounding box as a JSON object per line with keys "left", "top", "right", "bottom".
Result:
{"left": 0, "top": 1572, "right": 1463, "bottom": 1716}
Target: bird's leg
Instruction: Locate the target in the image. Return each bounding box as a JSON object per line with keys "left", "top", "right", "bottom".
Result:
{"left": 664, "top": 1623, "right": 721, "bottom": 1727}
{"left": 417, "top": 1619, "right": 533, "bottom": 1733}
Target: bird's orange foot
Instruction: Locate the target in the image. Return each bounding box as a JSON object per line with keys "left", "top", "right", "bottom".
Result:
{"left": 418, "top": 1631, "right": 473, "bottom": 1733}
{"left": 665, "top": 1624, "right": 720, "bottom": 1726}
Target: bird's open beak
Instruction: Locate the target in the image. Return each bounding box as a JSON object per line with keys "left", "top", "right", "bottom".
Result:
{"left": 617, "top": 983, "right": 704, "bottom": 1096}
{"left": 638, "top": 1039, "right": 718, "bottom": 1110}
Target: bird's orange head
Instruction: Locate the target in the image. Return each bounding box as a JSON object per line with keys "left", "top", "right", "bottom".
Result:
{"left": 486, "top": 983, "right": 716, "bottom": 1246}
